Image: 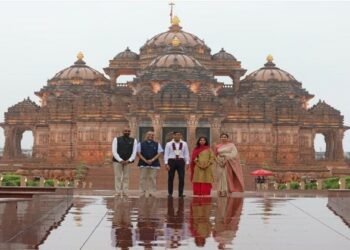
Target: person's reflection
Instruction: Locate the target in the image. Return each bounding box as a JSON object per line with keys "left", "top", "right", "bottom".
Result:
{"left": 166, "top": 197, "right": 188, "bottom": 248}
{"left": 136, "top": 196, "right": 160, "bottom": 248}
{"left": 190, "top": 197, "right": 212, "bottom": 247}
{"left": 213, "top": 197, "right": 243, "bottom": 249}
{"left": 112, "top": 197, "right": 134, "bottom": 249}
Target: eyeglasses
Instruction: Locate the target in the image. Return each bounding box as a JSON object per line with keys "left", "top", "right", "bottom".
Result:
{"left": 124, "top": 130, "right": 131, "bottom": 132}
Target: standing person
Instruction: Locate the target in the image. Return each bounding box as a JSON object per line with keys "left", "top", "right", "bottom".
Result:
{"left": 112, "top": 126, "right": 137, "bottom": 197}
{"left": 190, "top": 137, "right": 214, "bottom": 196}
{"left": 214, "top": 133, "right": 244, "bottom": 196}
{"left": 137, "top": 131, "right": 163, "bottom": 197}
{"left": 164, "top": 131, "right": 190, "bottom": 198}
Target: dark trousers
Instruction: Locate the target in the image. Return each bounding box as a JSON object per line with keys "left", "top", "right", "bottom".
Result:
{"left": 168, "top": 159, "right": 185, "bottom": 196}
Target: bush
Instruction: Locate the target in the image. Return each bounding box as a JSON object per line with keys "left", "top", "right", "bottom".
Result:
{"left": 1, "top": 173, "right": 20, "bottom": 186}
{"left": 278, "top": 183, "right": 287, "bottom": 190}
{"left": 345, "top": 176, "right": 350, "bottom": 189}
{"left": 26, "top": 180, "right": 39, "bottom": 187}
{"left": 323, "top": 177, "right": 340, "bottom": 189}
{"left": 305, "top": 182, "right": 317, "bottom": 190}
{"left": 44, "top": 179, "right": 55, "bottom": 187}
{"left": 58, "top": 181, "right": 66, "bottom": 187}
{"left": 290, "top": 181, "right": 300, "bottom": 190}
{"left": 75, "top": 162, "right": 87, "bottom": 181}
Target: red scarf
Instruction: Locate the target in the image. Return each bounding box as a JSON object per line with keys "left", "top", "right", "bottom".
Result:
{"left": 172, "top": 141, "right": 183, "bottom": 160}
{"left": 190, "top": 145, "right": 209, "bottom": 181}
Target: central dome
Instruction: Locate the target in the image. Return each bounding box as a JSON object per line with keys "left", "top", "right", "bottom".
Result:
{"left": 140, "top": 16, "right": 211, "bottom": 61}
{"left": 148, "top": 38, "right": 204, "bottom": 69}
{"left": 145, "top": 27, "right": 206, "bottom": 48}
{"left": 149, "top": 53, "right": 203, "bottom": 69}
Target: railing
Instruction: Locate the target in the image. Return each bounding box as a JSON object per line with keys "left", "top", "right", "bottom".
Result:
{"left": 223, "top": 84, "right": 233, "bottom": 88}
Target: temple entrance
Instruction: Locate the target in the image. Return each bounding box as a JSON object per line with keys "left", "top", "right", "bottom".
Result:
{"left": 314, "top": 133, "right": 326, "bottom": 160}
{"left": 162, "top": 127, "right": 187, "bottom": 147}
{"left": 21, "top": 130, "right": 34, "bottom": 158}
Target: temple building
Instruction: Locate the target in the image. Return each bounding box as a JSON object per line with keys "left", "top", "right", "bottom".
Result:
{"left": 0, "top": 16, "right": 348, "bottom": 177}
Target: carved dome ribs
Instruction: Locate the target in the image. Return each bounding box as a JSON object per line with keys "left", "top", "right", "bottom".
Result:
{"left": 49, "top": 52, "right": 109, "bottom": 86}
{"left": 149, "top": 53, "right": 203, "bottom": 68}
{"left": 212, "top": 48, "right": 236, "bottom": 61}
{"left": 139, "top": 16, "right": 211, "bottom": 61}
{"left": 114, "top": 47, "right": 139, "bottom": 60}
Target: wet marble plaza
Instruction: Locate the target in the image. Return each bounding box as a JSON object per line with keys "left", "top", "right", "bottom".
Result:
{"left": 1, "top": 191, "right": 350, "bottom": 250}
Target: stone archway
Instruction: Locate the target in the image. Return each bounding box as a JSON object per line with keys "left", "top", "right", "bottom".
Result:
{"left": 21, "top": 130, "right": 34, "bottom": 157}
{"left": 3, "top": 126, "right": 35, "bottom": 159}
{"left": 214, "top": 76, "right": 233, "bottom": 85}
{"left": 314, "top": 133, "right": 326, "bottom": 160}
{"left": 117, "top": 75, "right": 136, "bottom": 84}
{"left": 313, "top": 129, "right": 344, "bottom": 161}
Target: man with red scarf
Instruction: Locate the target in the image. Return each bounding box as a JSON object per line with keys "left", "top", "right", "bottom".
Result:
{"left": 164, "top": 131, "right": 190, "bottom": 198}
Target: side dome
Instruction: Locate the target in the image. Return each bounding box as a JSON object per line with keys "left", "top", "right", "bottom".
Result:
{"left": 212, "top": 48, "right": 236, "bottom": 61}
{"left": 243, "top": 55, "right": 296, "bottom": 82}
{"left": 49, "top": 52, "right": 109, "bottom": 85}
{"left": 113, "top": 47, "right": 139, "bottom": 60}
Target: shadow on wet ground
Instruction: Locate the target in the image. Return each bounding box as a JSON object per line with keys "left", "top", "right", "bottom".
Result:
{"left": 1, "top": 191, "right": 350, "bottom": 250}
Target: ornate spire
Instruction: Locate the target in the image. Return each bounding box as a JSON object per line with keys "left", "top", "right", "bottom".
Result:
{"left": 264, "top": 54, "right": 276, "bottom": 67}
{"left": 74, "top": 51, "right": 86, "bottom": 65}
{"left": 169, "top": 1, "right": 175, "bottom": 24}
{"left": 266, "top": 54, "right": 273, "bottom": 63}
{"left": 172, "top": 36, "right": 181, "bottom": 47}
{"left": 171, "top": 15, "right": 180, "bottom": 26}
{"left": 77, "top": 51, "right": 84, "bottom": 60}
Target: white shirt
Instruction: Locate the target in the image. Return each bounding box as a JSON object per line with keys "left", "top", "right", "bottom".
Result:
{"left": 164, "top": 140, "right": 190, "bottom": 165}
{"left": 112, "top": 137, "right": 138, "bottom": 162}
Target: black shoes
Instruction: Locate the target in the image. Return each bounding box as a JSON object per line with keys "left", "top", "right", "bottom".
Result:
{"left": 168, "top": 194, "right": 173, "bottom": 198}
{"left": 179, "top": 194, "right": 186, "bottom": 198}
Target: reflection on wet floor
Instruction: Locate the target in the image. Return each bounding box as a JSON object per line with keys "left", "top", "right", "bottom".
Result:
{"left": 39, "top": 193, "right": 350, "bottom": 250}
{"left": 2, "top": 192, "right": 350, "bottom": 250}
{"left": 0, "top": 193, "right": 73, "bottom": 250}
{"left": 107, "top": 196, "right": 243, "bottom": 249}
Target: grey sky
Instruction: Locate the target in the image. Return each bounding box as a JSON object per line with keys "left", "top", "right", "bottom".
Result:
{"left": 0, "top": 0, "right": 349, "bottom": 151}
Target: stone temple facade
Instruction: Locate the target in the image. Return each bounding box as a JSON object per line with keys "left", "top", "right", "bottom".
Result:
{"left": 0, "top": 17, "right": 348, "bottom": 172}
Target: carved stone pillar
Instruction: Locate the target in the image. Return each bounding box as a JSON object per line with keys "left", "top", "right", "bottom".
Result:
{"left": 209, "top": 117, "right": 225, "bottom": 147}
{"left": 186, "top": 114, "right": 201, "bottom": 151}
{"left": 334, "top": 129, "right": 345, "bottom": 161}
{"left": 126, "top": 116, "right": 139, "bottom": 139}
{"left": 233, "top": 71, "right": 241, "bottom": 92}
{"left": 148, "top": 114, "right": 164, "bottom": 142}
{"left": 2, "top": 126, "right": 14, "bottom": 159}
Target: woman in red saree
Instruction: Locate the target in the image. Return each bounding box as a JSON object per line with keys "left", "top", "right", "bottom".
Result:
{"left": 214, "top": 133, "right": 244, "bottom": 196}
{"left": 190, "top": 137, "right": 214, "bottom": 196}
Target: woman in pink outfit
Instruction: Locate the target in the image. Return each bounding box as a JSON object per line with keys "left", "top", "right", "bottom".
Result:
{"left": 214, "top": 133, "right": 244, "bottom": 196}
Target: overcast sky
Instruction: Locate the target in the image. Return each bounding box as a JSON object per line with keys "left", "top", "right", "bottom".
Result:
{"left": 0, "top": 0, "right": 349, "bottom": 151}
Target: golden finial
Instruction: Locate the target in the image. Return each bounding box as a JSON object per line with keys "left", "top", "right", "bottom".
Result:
{"left": 77, "top": 51, "right": 84, "bottom": 60}
{"left": 266, "top": 54, "right": 273, "bottom": 63}
{"left": 171, "top": 15, "right": 180, "bottom": 26}
{"left": 172, "top": 36, "right": 181, "bottom": 47}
